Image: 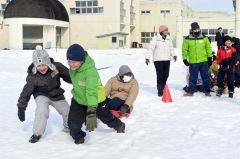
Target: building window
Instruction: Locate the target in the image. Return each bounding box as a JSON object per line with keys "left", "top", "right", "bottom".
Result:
{"left": 223, "top": 29, "right": 228, "bottom": 34}
{"left": 200, "top": 28, "right": 229, "bottom": 42}
{"left": 76, "top": 1, "right": 81, "bottom": 7}
{"left": 141, "top": 32, "right": 155, "bottom": 43}
{"left": 93, "top": 1, "right": 98, "bottom": 6}
{"left": 87, "top": 1, "right": 93, "bottom": 6}
{"left": 141, "top": 10, "right": 150, "bottom": 14}
{"left": 112, "top": 37, "right": 117, "bottom": 43}
{"left": 93, "top": 7, "right": 98, "bottom": 13}
{"left": 160, "top": 10, "right": 170, "bottom": 14}
{"left": 87, "top": 8, "right": 92, "bottom": 13}
{"left": 81, "top": 1, "right": 86, "bottom": 7}
{"left": 71, "top": 0, "right": 103, "bottom": 14}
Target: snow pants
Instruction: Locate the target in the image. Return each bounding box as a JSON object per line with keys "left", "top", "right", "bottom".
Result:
{"left": 188, "top": 62, "right": 211, "bottom": 93}
{"left": 217, "top": 67, "right": 235, "bottom": 92}
{"left": 68, "top": 98, "right": 123, "bottom": 140}
{"left": 33, "top": 96, "right": 69, "bottom": 136}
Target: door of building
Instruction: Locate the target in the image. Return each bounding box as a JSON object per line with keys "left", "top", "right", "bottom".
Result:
{"left": 23, "top": 26, "right": 43, "bottom": 49}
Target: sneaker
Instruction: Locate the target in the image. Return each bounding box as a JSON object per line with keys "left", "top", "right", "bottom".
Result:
{"left": 205, "top": 92, "right": 211, "bottom": 96}
{"left": 183, "top": 92, "right": 193, "bottom": 96}
{"left": 62, "top": 127, "right": 70, "bottom": 133}
{"left": 115, "top": 122, "right": 125, "bottom": 133}
{"left": 229, "top": 92, "right": 234, "bottom": 98}
{"left": 74, "top": 137, "right": 85, "bottom": 144}
{"left": 29, "top": 134, "right": 41, "bottom": 143}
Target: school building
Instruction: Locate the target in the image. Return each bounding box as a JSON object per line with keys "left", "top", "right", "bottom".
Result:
{"left": 0, "top": 0, "right": 238, "bottom": 50}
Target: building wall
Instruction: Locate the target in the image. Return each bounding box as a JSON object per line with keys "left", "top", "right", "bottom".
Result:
{"left": 4, "top": 18, "right": 69, "bottom": 49}
{"left": 139, "top": 0, "right": 185, "bottom": 47}
{"left": 0, "top": 0, "right": 236, "bottom": 49}
{"left": 0, "top": 16, "right": 9, "bottom": 49}
{"left": 139, "top": 0, "right": 235, "bottom": 48}
{"left": 62, "top": 0, "right": 121, "bottom": 49}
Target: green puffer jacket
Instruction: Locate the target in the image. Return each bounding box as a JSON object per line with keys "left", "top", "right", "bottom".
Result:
{"left": 69, "top": 54, "right": 106, "bottom": 107}
{"left": 182, "top": 34, "right": 212, "bottom": 64}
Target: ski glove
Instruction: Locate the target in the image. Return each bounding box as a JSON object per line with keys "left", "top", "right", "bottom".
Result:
{"left": 120, "top": 104, "right": 129, "bottom": 116}
{"left": 86, "top": 107, "right": 97, "bottom": 132}
{"left": 18, "top": 107, "right": 25, "bottom": 122}
{"left": 183, "top": 60, "right": 189, "bottom": 66}
{"left": 208, "top": 57, "right": 212, "bottom": 67}
{"left": 173, "top": 56, "right": 177, "bottom": 62}
{"left": 145, "top": 59, "right": 150, "bottom": 65}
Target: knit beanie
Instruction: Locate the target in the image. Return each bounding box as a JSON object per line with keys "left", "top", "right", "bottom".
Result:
{"left": 159, "top": 25, "right": 168, "bottom": 33}
{"left": 32, "top": 45, "right": 56, "bottom": 74}
{"left": 191, "top": 22, "right": 200, "bottom": 30}
{"left": 118, "top": 65, "right": 132, "bottom": 76}
{"left": 223, "top": 36, "right": 232, "bottom": 45}
{"left": 66, "top": 44, "right": 85, "bottom": 62}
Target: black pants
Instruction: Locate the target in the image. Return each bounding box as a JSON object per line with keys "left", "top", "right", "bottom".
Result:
{"left": 68, "top": 98, "right": 122, "bottom": 140}
{"left": 217, "top": 67, "right": 235, "bottom": 92}
{"left": 154, "top": 61, "right": 170, "bottom": 95}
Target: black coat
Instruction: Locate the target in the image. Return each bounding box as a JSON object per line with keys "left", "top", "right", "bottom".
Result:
{"left": 215, "top": 32, "right": 224, "bottom": 47}
{"left": 17, "top": 59, "right": 71, "bottom": 109}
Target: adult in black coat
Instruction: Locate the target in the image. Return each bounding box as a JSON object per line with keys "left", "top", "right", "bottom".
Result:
{"left": 215, "top": 27, "right": 224, "bottom": 49}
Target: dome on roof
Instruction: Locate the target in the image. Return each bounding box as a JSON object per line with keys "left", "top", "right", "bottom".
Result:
{"left": 4, "top": 0, "right": 69, "bottom": 22}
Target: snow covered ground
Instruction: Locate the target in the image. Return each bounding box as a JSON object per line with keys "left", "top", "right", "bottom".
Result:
{"left": 1, "top": 48, "right": 240, "bottom": 159}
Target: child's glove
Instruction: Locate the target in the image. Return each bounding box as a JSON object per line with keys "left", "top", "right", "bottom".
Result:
{"left": 120, "top": 104, "right": 129, "bottom": 116}
{"left": 173, "top": 56, "right": 177, "bottom": 62}
{"left": 86, "top": 107, "right": 97, "bottom": 132}
{"left": 208, "top": 57, "right": 212, "bottom": 66}
{"left": 145, "top": 59, "right": 150, "bottom": 65}
{"left": 17, "top": 107, "right": 25, "bottom": 122}
{"left": 183, "top": 60, "right": 189, "bottom": 66}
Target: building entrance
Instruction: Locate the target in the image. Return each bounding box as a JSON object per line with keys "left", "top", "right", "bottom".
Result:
{"left": 23, "top": 26, "right": 43, "bottom": 49}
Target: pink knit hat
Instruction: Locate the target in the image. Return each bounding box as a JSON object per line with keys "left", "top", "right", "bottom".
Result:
{"left": 159, "top": 25, "right": 168, "bottom": 33}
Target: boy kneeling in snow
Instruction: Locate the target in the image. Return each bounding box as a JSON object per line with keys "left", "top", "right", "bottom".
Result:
{"left": 17, "top": 46, "right": 71, "bottom": 143}
{"left": 66, "top": 44, "right": 125, "bottom": 144}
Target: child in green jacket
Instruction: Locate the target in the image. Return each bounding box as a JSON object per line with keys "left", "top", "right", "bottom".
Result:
{"left": 66, "top": 44, "right": 125, "bottom": 144}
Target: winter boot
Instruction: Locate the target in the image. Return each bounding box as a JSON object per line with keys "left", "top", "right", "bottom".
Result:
{"left": 205, "top": 92, "right": 211, "bottom": 96}
{"left": 74, "top": 137, "right": 85, "bottom": 144}
{"left": 29, "top": 134, "right": 41, "bottom": 143}
{"left": 158, "top": 92, "right": 163, "bottom": 97}
{"left": 183, "top": 92, "right": 193, "bottom": 96}
{"left": 229, "top": 91, "right": 234, "bottom": 98}
{"left": 157, "top": 84, "right": 164, "bottom": 97}
{"left": 216, "top": 88, "right": 223, "bottom": 97}
{"left": 115, "top": 122, "right": 125, "bottom": 133}
{"left": 62, "top": 126, "right": 70, "bottom": 133}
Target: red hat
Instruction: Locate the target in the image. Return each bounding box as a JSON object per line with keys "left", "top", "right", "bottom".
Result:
{"left": 159, "top": 25, "right": 168, "bottom": 33}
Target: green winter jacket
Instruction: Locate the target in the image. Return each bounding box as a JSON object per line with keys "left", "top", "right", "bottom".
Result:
{"left": 182, "top": 34, "right": 212, "bottom": 64}
{"left": 69, "top": 54, "right": 106, "bottom": 107}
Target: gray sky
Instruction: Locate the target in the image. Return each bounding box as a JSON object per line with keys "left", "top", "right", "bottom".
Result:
{"left": 183, "top": 0, "right": 234, "bottom": 13}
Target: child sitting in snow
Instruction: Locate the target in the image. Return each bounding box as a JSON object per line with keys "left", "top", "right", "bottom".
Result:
{"left": 209, "top": 53, "right": 219, "bottom": 92}
{"left": 17, "top": 46, "right": 71, "bottom": 143}
{"left": 183, "top": 67, "right": 203, "bottom": 92}
{"left": 105, "top": 65, "right": 139, "bottom": 116}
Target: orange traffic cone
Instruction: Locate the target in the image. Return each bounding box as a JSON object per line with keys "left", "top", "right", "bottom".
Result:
{"left": 162, "top": 84, "right": 172, "bottom": 103}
